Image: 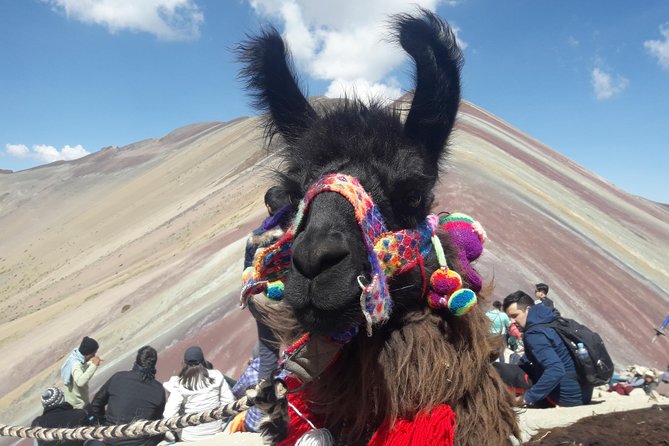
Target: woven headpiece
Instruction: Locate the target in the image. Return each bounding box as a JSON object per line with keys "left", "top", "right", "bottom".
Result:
{"left": 242, "top": 174, "right": 482, "bottom": 339}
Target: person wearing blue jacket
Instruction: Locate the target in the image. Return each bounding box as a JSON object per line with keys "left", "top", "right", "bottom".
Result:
{"left": 503, "top": 290, "right": 593, "bottom": 407}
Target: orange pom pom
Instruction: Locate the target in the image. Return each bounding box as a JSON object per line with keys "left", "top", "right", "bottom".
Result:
{"left": 430, "top": 268, "right": 462, "bottom": 296}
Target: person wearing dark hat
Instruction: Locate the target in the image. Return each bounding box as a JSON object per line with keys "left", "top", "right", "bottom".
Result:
{"left": 89, "top": 346, "right": 165, "bottom": 446}
{"left": 163, "top": 346, "right": 234, "bottom": 441}
{"left": 31, "top": 387, "right": 90, "bottom": 446}
{"left": 60, "top": 336, "right": 101, "bottom": 409}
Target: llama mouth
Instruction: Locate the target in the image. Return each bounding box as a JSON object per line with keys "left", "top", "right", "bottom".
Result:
{"left": 284, "top": 265, "right": 365, "bottom": 334}
{"left": 290, "top": 285, "right": 363, "bottom": 335}
{"left": 296, "top": 304, "right": 361, "bottom": 335}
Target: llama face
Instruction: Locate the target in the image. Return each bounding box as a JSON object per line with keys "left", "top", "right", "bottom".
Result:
{"left": 238, "top": 9, "right": 462, "bottom": 336}
{"left": 281, "top": 112, "right": 439, "bottom": 334}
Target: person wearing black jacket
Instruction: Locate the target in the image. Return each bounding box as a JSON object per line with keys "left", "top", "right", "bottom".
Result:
{"left": 89, "top": 346, "right": 165, "bottom": 446}
{"left": 534, "top": 282, "right": 557, "bottom": 311}
{"left": 32, "top": 387, "right": 89, "bottom": 446}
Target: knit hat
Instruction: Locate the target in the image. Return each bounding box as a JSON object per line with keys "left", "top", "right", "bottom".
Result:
{"left": 184, "top": 346, "right": 205, "bottom": 365}
{"left": 78, "top": 336, "right": 99, "bottom": 356}
{"left": 41, "top": 387, "right": 64, "bottom": 409}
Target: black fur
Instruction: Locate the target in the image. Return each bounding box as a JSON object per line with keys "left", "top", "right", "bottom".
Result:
{"left": 237, "top": 8, "right": 462, "bottom": 336}
{"left": 235, "top": 10, "right": 524, "bottom": 446}
{"left": 236, "top": 27, "right": 316, "bottom": 145}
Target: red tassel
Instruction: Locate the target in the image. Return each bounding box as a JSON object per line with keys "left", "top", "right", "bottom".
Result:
{"left": 279, "top": 380, "right": 456, "bottom": 446}
{"left": 368, "top": 405, "right": 456, "bottom": 446}
{"left": 276, "top": 378, "right": 325, "bottom": 446}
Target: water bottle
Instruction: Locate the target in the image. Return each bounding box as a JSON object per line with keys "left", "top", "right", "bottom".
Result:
{"left": 575, "top": 342, "right": 589, "bottom": 361}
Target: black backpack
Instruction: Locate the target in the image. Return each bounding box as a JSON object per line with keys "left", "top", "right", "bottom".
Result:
{"left": 542, "top": 317, "right": 614, "bottom": 386}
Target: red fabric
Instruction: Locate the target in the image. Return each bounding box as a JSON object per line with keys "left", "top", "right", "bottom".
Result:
{"left": 277, "top": 379, "right": 456, "bottom": 446}
{"left": 368, "top": 404, "right": 456, "bottom": 446}
{"left": 608, "top": 383, "right": 634, "bottom": 396}
{"left": 276, "top": 377, "right": 325, "bottom": 446}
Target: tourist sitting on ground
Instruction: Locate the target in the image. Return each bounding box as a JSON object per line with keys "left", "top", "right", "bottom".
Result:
{"left": 504, "top": 290, "right": 593, "bottom": 407}
{"left": 485, "top": 300, "right": 511, "bottom": 363}
{"left": 60, "top": 336, "right": 101, "bottom": 409}
{"left": 31, "top": 387, "right": 90, "bottom": 446}
{"left": 163, "top": 346, "right": 234, "bottom": 441}
{"left": 640, "top": 370, "right": 660, "bottom": 401}
{"left": 89, "top": 346, "right": 165, "bottom": 446}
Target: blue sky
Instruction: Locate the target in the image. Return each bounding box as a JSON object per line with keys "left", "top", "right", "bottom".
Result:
{"left": 1, "top": 1, "right": 668, "bottom": 203}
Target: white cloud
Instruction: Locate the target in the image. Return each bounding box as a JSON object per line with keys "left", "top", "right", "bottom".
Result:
{"left": 4, "top": 143, "right": 90, "bottom": 164}
{"left": 44, "top": 0, "right": 203, "bottom": 41}
{"left": 591, "top": 67, "right": 628, "bottom": 100}
{"left": 644, "top": 23, "right": 669, "bottom": 71}
{"left": 61, "top": 144, "right": 90, "bottom": 159}
{"left": 33, "top": 144, "right": 62, "bottom": 163}
{"left": 451, "top": 24, "right": 468, "bottom": 50}
{"left": 5, "top": 144, "right": 31, "bottom": 158}
{"left": 248, "top": 0, "right": 463, "bottom": 102}
{"left": 567, "top": 36, "right": 579, "bottom": 47}
{"left": 324, "top": 78, "right": 403, "bottom": 104}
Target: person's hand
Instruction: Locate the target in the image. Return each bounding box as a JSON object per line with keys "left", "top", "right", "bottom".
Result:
{"left": 90, "top": 356, "right": 102, "bottom": 366}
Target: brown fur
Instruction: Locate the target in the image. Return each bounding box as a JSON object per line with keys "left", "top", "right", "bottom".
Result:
{"left": 241, "top": 9, "right": 521, "bottom": 444}
{"left": 257, "top": 233, "right": 520, "bottom": 445}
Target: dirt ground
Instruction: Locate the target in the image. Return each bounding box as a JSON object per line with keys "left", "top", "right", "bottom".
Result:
{"left": 527, "top": 405, "right": 669, "bottom": 445}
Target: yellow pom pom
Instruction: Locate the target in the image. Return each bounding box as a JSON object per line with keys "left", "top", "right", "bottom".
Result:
{"left": 448, "top": 289, "right": 477, "bottom": 316}
{"left": 242, "top": 266, "right": 255, "bottom": 285}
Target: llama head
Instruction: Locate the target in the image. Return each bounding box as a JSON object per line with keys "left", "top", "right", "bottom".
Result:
{"left": 238, "top": 9, "right": 464, "bottom": 336}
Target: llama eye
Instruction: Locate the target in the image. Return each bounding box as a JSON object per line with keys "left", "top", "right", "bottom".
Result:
{"left": 405, "top": 191, "right": 422, "bottom": 207}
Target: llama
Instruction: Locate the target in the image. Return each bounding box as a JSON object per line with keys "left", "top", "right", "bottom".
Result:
{"left": 238, "top": 8, "right": 519, "bottom": 446}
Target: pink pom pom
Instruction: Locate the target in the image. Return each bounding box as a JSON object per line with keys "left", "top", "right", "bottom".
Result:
{"left": 427, "top": 291, "right": 449, "bottom": 310}
{"left": 430, "top": 268, "right": 462, "bottom": 296}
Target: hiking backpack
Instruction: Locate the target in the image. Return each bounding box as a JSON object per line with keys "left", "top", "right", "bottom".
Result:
{"left": 544, "top": 317, "right": 614, "bottom": 386}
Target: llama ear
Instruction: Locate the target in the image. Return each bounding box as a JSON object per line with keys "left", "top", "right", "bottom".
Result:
{"left": 237, "top": 28, "right": 316, "bottom": 144}
{"left": 393, "top": 9, "right": 463, "bottom": 161}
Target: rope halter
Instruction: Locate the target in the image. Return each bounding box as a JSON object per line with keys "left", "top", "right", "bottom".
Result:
{"left": 242, "top": 174, "right": 484, "bottom": 341}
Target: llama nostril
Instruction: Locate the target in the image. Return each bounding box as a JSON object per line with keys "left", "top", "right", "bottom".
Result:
{"left": 292, "top": 236, "right": 349, "bottom": 279}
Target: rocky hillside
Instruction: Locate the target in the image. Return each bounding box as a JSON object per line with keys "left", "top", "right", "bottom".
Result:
{"left": 0, "top": 100, "right": 667, "bottom": 431}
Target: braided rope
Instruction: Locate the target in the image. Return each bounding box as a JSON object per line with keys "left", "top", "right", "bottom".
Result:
{"left": 0, "top": 397, "right": 250, "bottom": 441}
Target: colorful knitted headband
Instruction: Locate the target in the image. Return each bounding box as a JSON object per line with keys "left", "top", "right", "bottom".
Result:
{"left": 242, "top": 174, "right": 481, "bottom": 338}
